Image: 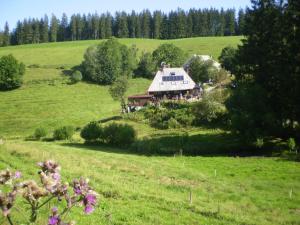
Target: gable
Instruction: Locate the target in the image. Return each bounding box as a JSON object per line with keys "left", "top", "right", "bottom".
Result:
{"left": 148, "top": 68, "right": 196, "bottom": 93}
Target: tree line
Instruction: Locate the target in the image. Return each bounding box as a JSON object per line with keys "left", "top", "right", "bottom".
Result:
{"left": 0, "top": 8, "right": 246, "bottom": 46}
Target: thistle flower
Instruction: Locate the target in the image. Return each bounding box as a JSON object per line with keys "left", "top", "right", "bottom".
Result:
{"left": 38, "top": 160, "right": 61, "bottom": 175}
{"left": 0, "top": 187, "right": 18, "bottom": 217}
{"left": 0, "top": 169, "right": 13, "bottom": 185}
{"left": 14, "top": 171, "right": 22, "bottom": 179}
{"left": 72, "top": 178, "right": 90, "bottom": 196}
{"left": 21, "top": 180, "right": 48, "bottom": 202}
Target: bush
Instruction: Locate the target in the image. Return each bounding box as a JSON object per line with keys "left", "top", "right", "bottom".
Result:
{"left": 211, "top": 69, "right": 229, "bottom": 84}
{"left": 186, "top": 57, "right": 219, "bottom": 83}
{"left": 34, "top": 127, "right": 48, "bottom": 140}
{"left": 80, "top": 122, "right": 103, "bottom": 142}
{"left": 152, "top": 43, "right": 187, "bottom": 67}
{"left": 218, "top": 46, "right": 237, "bottom": 74}
{"left": 168, "top": 118, "right": 181, "bottom": 129}
{"left": 102, "top": 123, "right": 136, "bottom": 147}
{"left": 53, "top": 126, "right": 74, "bottom": 140}
{"left": 144, "top": 106, "right": 194, "bottom": 129}
{"left": 70, "top": 70, "right": 82, "bottom": 83}
{"left": 134, "top": 52, "right": 156, "bottom": 79}
{"left": 81, "top": 38, "right": 137, "bottom": 85}
{"left": 0, "top": 54, "right": 25, "bottom": 90}
{"left": 193, "top": 89, "right": 229, "bottom": 124}
{"left": 287, "top": 138, "right": 296, "bottom": 152}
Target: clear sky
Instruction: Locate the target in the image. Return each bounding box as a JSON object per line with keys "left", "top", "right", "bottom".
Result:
{"left": 0, "top": 0, "right": 251, "bottom": 29}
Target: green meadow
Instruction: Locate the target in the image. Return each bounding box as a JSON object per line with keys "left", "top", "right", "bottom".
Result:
{"left": 0, "top": 37, "right": 300, "bottom": 225}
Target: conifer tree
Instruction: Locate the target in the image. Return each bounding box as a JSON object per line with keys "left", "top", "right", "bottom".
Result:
{"left": 32, "top": 19, "right": 40, "bottom": 43}
{"left": 70, "top": 15, "right": 77, "bottom": 41}
{"left": 153, "top": 10, "right": 162, "bottom": 39}
{"left": 50, "top": 14, "right": 59, "bottom": 42}
{"left": 3, "top": 22, "right": 10, "bottom": 46}
{"left": 40, "top": 15, "right": 49, "bottom": 42}
{"left": 105, "top": 13, "right": 113, "bottom": 38}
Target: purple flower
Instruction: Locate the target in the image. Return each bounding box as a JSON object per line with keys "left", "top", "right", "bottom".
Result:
{"left": 84, "top": 194, "right": 96, "bottom": 205}
{"left": 14, "top": 171, "right": 22, "bottom": 179}
{"left": 52, "top": 207, "right": 58, "bottom": 214}
{"left": 74, "top": 187, "right": 82, "bottom": 195}
{"left": 84, "top": 205, "right": 94, "bottom": 214}
{"left": 48, "top": 216, "right": 59, "bottom": 225}
{"left": 52, "top": 173, "right": 61, "bottom": 181}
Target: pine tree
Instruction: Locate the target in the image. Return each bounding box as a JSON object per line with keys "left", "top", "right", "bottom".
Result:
{"left": 40, "top": 15, "right": 49, "bottom": 42}
{"left": 76, "top": 14, "right": 83, "bottom": 40}
{"left": 237, "top": 9, "right": 246, "bottom": 35}
{"left": 58, "top": 13, "right": 69, "bottom": 41}
{"left": 128, "top": 10, "right": 137, "bottom": 38}
{"left": 141, "top": 10, "right": 151, "bottom": 38}
{"left": 91, "top": 13, "right": 99, "bottom": 39}
{"left": 32, "top": 19, "right": 40, "bottom": 43}
{"left": 186, "top": 10, "right": 194, "bottom": 37}
{"left": 50, "top": 14, "right": 59, "bottom": 42}
{"left": 224, "top": 9, "right": 235, "bottom": 35}
{"left": 23, "top": 19, "right": 33, "bottom": 44}
{"left": 15, "top": 20, "right": 24, "bottom": 45}
{"left": 153, "top": 10, "right": 162, "bottom": 39}
{"left": 3, "top": 22, "right": 10, "bottom": 46}
{"left": 99, "top": 14, "right": 106, "bottom": 39}
{"left": 115, "top": 11, "right": 129, "bottom": 38}
{"left": 70, "top": 15, "right": 77, "bottom": 41}
{"left": 135, "top": 14, "right": 142, "bottom": 38}
{"left": 160, "top": 15, "right": 169, "bottom": 39}
{"left": 105, "top": 13, "right": 113, "bottom": 38}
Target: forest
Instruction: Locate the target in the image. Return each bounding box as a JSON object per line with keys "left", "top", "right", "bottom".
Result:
{"left": 0, "top": 8, "right": 246, "bottom": 46}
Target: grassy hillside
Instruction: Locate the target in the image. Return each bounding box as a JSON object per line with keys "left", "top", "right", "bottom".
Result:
{"left": 1, "top": 141, "right": 299, "bottom": 225}
{"left": 0, "top": 37, "right": 299, "bottom": 225}
{"left": 0, "top": 36, "right": 242, "bottom": 137}
{"left": 0, "top": 37, "right": 242, "bottom": 67}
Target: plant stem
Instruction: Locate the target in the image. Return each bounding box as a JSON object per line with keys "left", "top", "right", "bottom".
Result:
{"left": 7, "top": 215, "right": 14, "bottom": 225}
{"left": 37, "top": 196, "right": 55, "bottom": 209}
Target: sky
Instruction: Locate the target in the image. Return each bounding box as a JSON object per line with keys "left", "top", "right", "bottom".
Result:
{"left": 0, "top": 0, "right": 251, "bottom": 29}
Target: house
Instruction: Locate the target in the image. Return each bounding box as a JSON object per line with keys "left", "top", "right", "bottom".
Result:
{"left": 148, "top": 66, "right": 200, "bottom": 99}
{"left": 128, "top": 65, "right": 201, "bottom": 112}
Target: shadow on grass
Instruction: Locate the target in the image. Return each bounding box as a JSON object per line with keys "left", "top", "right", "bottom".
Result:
{"left": 61, "top": 131, "right": 274, "bottom": 157}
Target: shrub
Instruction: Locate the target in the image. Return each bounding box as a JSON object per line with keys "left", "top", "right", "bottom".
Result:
{"left": 168, "top": 118, "right": 181, "bottom": 129}
{"left": 211, "top": 68, "right": 229, "bottom": 84}
{"left": 34, "top": 127, "right": 47, "bottom": 140}
{"left": 81, "top": 38, "right": 137, "bottom": 85}
{"left": 218, "top": 46, "right": 237, "bottom": 74}
{"left": 188, "top": 57, "right": 218, "bottom": 83}
{"left": 193, "top": 89, "right": 229, "bottom": 124}
{"left": 152, "top": 43, "right": 187, "bottom": 67}
{"left": 70, "top": 70, "right": 82, "bottom": 83}
{"left": 287, "top": 138, "right": 296, "bottom": 152}
{"left": 102, "top": 123, "right": 136, "bottom": 147}
{"left": 134, "top": 52, "right": 156, "bottom": 79}
{"left": 144, "top": 106, "right": 194, "bottom": 129}
{"left": 53, "top": 126, "right": 74, "bottom": 140}
{"left": 0, "top": 54, "right": 25, "bottom": 90}
{"left": 80, "top": 122, "right": 103, "bottom": 142}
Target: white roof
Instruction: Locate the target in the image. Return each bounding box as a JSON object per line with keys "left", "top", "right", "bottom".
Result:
{"left": 148, "top": 67, "right": 196, "bottom": 93}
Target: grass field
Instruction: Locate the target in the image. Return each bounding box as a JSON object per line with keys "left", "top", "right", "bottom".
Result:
{"left": 0, "top": 141, "right": 299, "bottom": 225}
{"left": 0, "top": 37, "right": 299, "bottom": 225}
{"left": 0, "top": 36, "right": 242, "bottom": 137}
{"left": 0, "top": 37, "right": 242, "bottom": 67}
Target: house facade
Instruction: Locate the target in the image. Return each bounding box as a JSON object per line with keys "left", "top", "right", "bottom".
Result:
{"left": 128, "top": 65, "right": 201, "bottom": 112}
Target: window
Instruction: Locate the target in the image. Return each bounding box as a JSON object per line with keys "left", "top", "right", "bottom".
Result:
{"left": 162, "top": 76, "right": 184, "bottom": 82}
